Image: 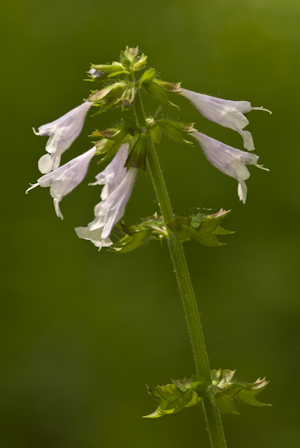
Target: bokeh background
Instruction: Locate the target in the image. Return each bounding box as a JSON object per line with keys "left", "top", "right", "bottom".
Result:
{"left": 1, "top": 0, "right": 299, "bottom": 447}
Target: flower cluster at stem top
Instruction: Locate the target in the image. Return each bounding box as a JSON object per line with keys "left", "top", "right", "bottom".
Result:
{"left": 26, "top": 46, "right": 270, "bottom": 250}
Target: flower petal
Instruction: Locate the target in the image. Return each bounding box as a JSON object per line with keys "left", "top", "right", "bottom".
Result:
{"left": 89, "top": 168, "right": 137, "bottom": 238}
{"left": 75, "top": 226, "right": 113, "bottom": 250}
{"left": 89, "top": 143, "right": 129, "bottom": 200}
{"left": 181, "top": 89, "right": 255, "bottom": 150}
{"left": 34, "top": 102, "right": 93, "bottom": 173}
{"left": 193, "top": 132, "right": 260, "bottom": 203}
{"left": 38, "top": 147, "right": 96, "bottom": 219}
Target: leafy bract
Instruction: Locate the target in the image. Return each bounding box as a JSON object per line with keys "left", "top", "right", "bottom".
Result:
{"left": 144, "top": 369, "right": 270, "bottom": 418}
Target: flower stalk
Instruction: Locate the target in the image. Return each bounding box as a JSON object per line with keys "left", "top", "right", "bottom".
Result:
{"left": 131, "top": 75, "right": 227, "bottom": 448}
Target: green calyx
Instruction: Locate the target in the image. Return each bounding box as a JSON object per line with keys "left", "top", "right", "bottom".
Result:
{"left": 88, "top": 82, "right": 128, "bottom": 113}
{"left": 125, "top": 132, "right": 148, "bottom": 171}
{"left": 144, "top": 369, "right": 271, "bottom": 418}
{"left": 121, "top": 46, "right": 147, "bottom": 71}
{"left": 109, "top": 214, "right": 168, "bottom": 253}
{"left": 104, "top": 209, "right": 233, "bottom": 253}
{"left": 167, "top": 209, "right": 234, "bottom": 247}
{"left": 87, "top": 46, "right": 184, "bottom": 122}
{"left": 156, "top": 119, "right": 196, "bottom": 145}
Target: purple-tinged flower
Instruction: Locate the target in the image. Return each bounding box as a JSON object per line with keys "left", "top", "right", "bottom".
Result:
{"left": 193, "top": 132, "right": 268, "bottom": 204}
{"left": 181, "top": 89, "right": 271, "bottom": 152}
{"left": 33, "top": 102, "right": 93, "bottom": 174}
{"left": 75, "top": 145, "right": 137, "bottom": 249}
{"left": 88, "top": 68, "right": 104, "bottom": 78}
{"left": 26, "top": 147, "right": 96, "bottom": 219}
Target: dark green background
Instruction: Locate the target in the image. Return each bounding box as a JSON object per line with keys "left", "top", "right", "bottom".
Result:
{"left": 1, "top": 0, "right": 299, "bottom": 447}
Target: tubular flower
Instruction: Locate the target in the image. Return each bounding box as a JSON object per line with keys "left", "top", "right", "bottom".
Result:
{"left": 33, "top": 102, "right": 93, "bottom": 174}
{"left": 26, "top": 147, "right": 96, "bottom": 219}
{"left": 75, "top": 144, "right": 137, "bottom": 249}
{"left": 193, "top": 132, "right": 268, "bottom": 204}
{"left": 89, "top": 143, "right": 129, "bottom": 200}
{"left": 181, "top": 89, "right": 270, "bottom": 151}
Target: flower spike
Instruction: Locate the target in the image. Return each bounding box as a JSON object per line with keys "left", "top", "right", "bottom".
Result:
{"left": 33, "top": 102, "right": 93, "bottom": 174}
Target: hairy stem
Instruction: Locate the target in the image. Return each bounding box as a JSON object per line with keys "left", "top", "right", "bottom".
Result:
{"left": 132, "top": 76, "right": 227, "bottom": 448}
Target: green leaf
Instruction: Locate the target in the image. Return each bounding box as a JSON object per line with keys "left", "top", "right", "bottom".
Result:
{"left": 211, "top": 369, "right": 236, "bottom": 386}
{"left": 232, "top": 378, "right": 271, "bottom": 407}
{"left": 157, "top": 119, "right": 196, "bottom": 145}
{"left": 94, "top": 127, "right": 129, "bottom": 162}
{"left": 109, "top": 229, "right": 152, "bottom": 253}
{"left": 145, "top": 369, "right": 270, "bottom": 418}
{"left": 144, "top": 81, "right": 179, "bottom": 109}
{"left": 88, "top": 82, "right": 128, "bottom": 113}
{"left": 190, "top": 209, "right": 234, "bottom": 247}
{"left": 153, "top": 79, "right": 182, "bottom": 93}
{"left": 121, "top": 46, "right": 140, "bottom": 69}
{"left": 89, "top": 63, "right": 125, "bottom": 80}
{"left": 208, "top": 385, "right": 240, "bottom": 414}
{"left": 167, "top": 216, "right": 192, "bottom": 242}
{"left": 144, "top": 381, "right": 199, "bottom": 418}
{"left": 125, "top": 133, "right": 148, "bottom": 171}
{"left": 132, "top": 53, "right": 147, "bottom": 71}
{"left": 107, "top": 70, "right": 130, "bottom": 78}
{"left": 190, "top": 374, "right": 209, "bottom": 398}
{"left": 140, "top": 68, "right": 155, "bottom": 87}
{"left": 149, "top": 125, "right": 162, "bottom": 144}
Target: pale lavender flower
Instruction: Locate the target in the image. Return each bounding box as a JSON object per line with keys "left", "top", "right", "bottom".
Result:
{"left": 181, "top": 89, "right": 270, "bottom": 151}
{"left": 33, "top": 102, "right": 93, "bottom": 174}
{"left": 90, "top": 168, "right": 137, "bottom": 237}
{"left": 193, "top": 132, "right": 268, "bottom": 204}
{"left": 75, "top": 145, "right": 137, "bottom": 249}
{"left": 26, "top": 147, "right": 96, "bottom": 219}
{"left": 89, "top": 143, "right": 129, "bottom": 200}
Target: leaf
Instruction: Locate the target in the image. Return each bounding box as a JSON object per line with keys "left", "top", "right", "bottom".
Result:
{"left": 144, "top": 81, "right": 179, "bottom": 109}
{"left": 125, "top": 133, "right": 148, "bottom": 171}
{"left": 157, "top": 119, "right": 196, "bottom": 145}
{"left": 140, "top": 68, "right": 155, "bottom": 87}
{"left": 144, "top": 369, "right": 271, "bottom": 418}
{"left": 167, "top": 216, "right": 192, "bottom": 242}
{"left": 144, "top": 381, "right": 199, "bottom": 418}
{"left": 109, "top": 229, "right": 152, "bottom": 253}
{"left": 208, "top": 385, "right": 240, "bottom": 414}
{"left": 191, "top": 209, "right": 234, "bottom": 247}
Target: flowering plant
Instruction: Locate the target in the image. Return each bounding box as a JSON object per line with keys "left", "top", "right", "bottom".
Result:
{"left": 27, "top": 47, "right": 271, "bottom": 448}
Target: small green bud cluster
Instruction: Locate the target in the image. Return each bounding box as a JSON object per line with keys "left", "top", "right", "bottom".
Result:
{"left": 87, "top": 46, "right": 195, "bottom": 173}
{"left": 106, "top": 209, "right": 232, "bottom": 254}
{"left": 145, "top": 369, "right": 270, "bottom": 418}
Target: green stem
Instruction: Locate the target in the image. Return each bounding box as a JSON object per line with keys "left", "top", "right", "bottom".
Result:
{"left": 132, "top": 77, "right": 227, "bottom": 448}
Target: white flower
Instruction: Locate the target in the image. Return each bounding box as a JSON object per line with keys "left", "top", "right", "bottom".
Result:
{"left": 33, "top": 102, "right": 93, "bottom": 174}
{"left": 193, "top": 132, "right": 268, "bottom": 204}
{"left": 26, "top": 147, "right": 96, "bottom": 219}
{"left": 90, "top": 168, "right": 137, "bottom": 237}
{"left": 181, "top": 89, "right": 271, "bottom": 152}
{"left": 75, "top": 144, "right": 137, "bottom": 249}
{"left": 74, "top": 226, "right": 113, "bottom": 250}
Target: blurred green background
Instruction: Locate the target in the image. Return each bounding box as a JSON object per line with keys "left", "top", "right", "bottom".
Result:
{"left": 1, "top": 0, "right": 299, "bottom": 447}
